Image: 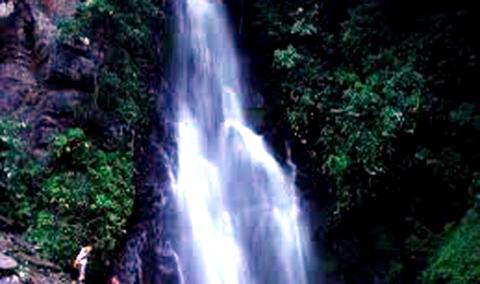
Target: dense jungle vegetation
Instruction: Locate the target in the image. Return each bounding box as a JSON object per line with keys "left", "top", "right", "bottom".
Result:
{"left": 1, "top": 0, "right": 480, "bottom": 283}
{"left": 251, "top": 0, "right": 480, "bottom": 282}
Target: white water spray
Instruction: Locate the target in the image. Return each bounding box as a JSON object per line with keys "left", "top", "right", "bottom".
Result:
{"left": 172, "top": 1, "right": 311, "bottom": 283}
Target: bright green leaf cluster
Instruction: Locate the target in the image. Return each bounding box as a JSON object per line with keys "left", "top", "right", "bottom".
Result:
{"left": 422, "top": 209, "right": 480, "bottom": 284}
{"left": 1, "top": 120, "right": 134, "bottom": 271}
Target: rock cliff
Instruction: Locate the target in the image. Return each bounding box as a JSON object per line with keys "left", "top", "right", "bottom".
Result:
{"left": 0, "top": 0, "right": 97, "bottom": 155}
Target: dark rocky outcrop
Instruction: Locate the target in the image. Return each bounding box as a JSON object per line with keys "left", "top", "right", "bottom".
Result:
{"left": 0, "top": 0, "right": 97, "bottom": 155}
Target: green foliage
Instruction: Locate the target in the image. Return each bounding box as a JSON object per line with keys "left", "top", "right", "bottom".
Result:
{"left": 1, "top": 120, "right": 133, "bottom": 269}
{"left": 290, "top": 5, "right": 318, "bottom": 36}
{"left": 254, "top": 0, "right": 480, "bottom": 281}
{"left": 422, "top": 209, "right": 480, "bottom": 284}
{"left": 386, "top": 260, "right": 404, "bottom": 284}
{"left": 273, "top": 45, "right": 301, "bottom": 69}
{"left": 258, "top": 2, "right": 426, "bottom": 210}
{"left": 61, "top": 0, "right": 164, "bottom": 126}
{"left": 449, "top": 103, "right": 475, "bottom": 126}
{"left": 0, "top": 120, "right": 42, "bottom": 223}
{"left": 29, "top": 128, "right": 134, "bottom": 265}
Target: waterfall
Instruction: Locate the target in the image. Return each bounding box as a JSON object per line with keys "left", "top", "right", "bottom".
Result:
{"left": 170, "top": 0, "right": 312, "bottom": 283}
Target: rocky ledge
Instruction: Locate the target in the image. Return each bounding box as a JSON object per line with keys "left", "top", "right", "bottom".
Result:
{"left": 0, "top": 232, "right": 70, "bottom": 284}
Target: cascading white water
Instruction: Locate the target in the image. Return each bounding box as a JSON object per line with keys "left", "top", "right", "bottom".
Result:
{"left": 171, "top": 0, "right": 311, "bottom": 283}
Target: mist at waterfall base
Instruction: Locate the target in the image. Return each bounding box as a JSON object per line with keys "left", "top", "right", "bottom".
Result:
{"left": 168, "top": 0, "right": 316, "bottom": 283}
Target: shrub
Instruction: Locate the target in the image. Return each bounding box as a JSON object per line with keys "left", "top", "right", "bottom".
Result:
{"left": 0, "top": 119, "right": 42, "bottom": 224}
{"left": 27, "top": 128, "right": 134, "bottom": 267}
{"left": 422, "top": 209, "right": 480, "bottom": 284}
{"left": 261, "top": 2, "right": 426, "bottom": 210}
{"left": 1, "top": 120, "right": 134, "bottom": 270}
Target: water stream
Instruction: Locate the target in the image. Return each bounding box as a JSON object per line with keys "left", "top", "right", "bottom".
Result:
{"left": 171, "top": 1, "right": 311, "bottom": 283}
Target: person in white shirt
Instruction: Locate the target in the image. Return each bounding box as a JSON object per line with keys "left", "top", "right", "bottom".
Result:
{"left": 73, "top": 245, "right": 93, "bottom": 283}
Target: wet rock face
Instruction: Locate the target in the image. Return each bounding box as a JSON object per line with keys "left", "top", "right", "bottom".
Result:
{"left": 42, "top": 42, "right": 97, "bottom": 92}
{"left": 115, "top": 135, "right": 182, "bottom": 284}
{"left": 0, "top": 0, "right": 96, "bottom": 153}
{"left": 0, "top": 0, "right": 35, "bottom": 112}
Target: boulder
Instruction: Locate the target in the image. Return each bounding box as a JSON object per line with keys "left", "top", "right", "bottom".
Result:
{"left": 0, "top": 275, "right": 21, "bottom": 284}
{"left": 0, "top": 253, "right": 17, "bottom": 270}
{"left": 41, "top": 41, "right": 97, "bottom": 93}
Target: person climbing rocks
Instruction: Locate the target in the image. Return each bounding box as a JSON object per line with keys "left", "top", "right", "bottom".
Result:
{"left": 73, "top": 245, "right": 92, "bottom": 283}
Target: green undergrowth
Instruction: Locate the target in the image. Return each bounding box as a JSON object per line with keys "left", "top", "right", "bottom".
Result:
{"left": 1, "top": 120, "right": 134, "bottom": 271}
{"left": 254, "top": 0, "right": 480, "bottom": 282}
{"left": 422, "top": 209, "right": 480, "bottom": 284}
